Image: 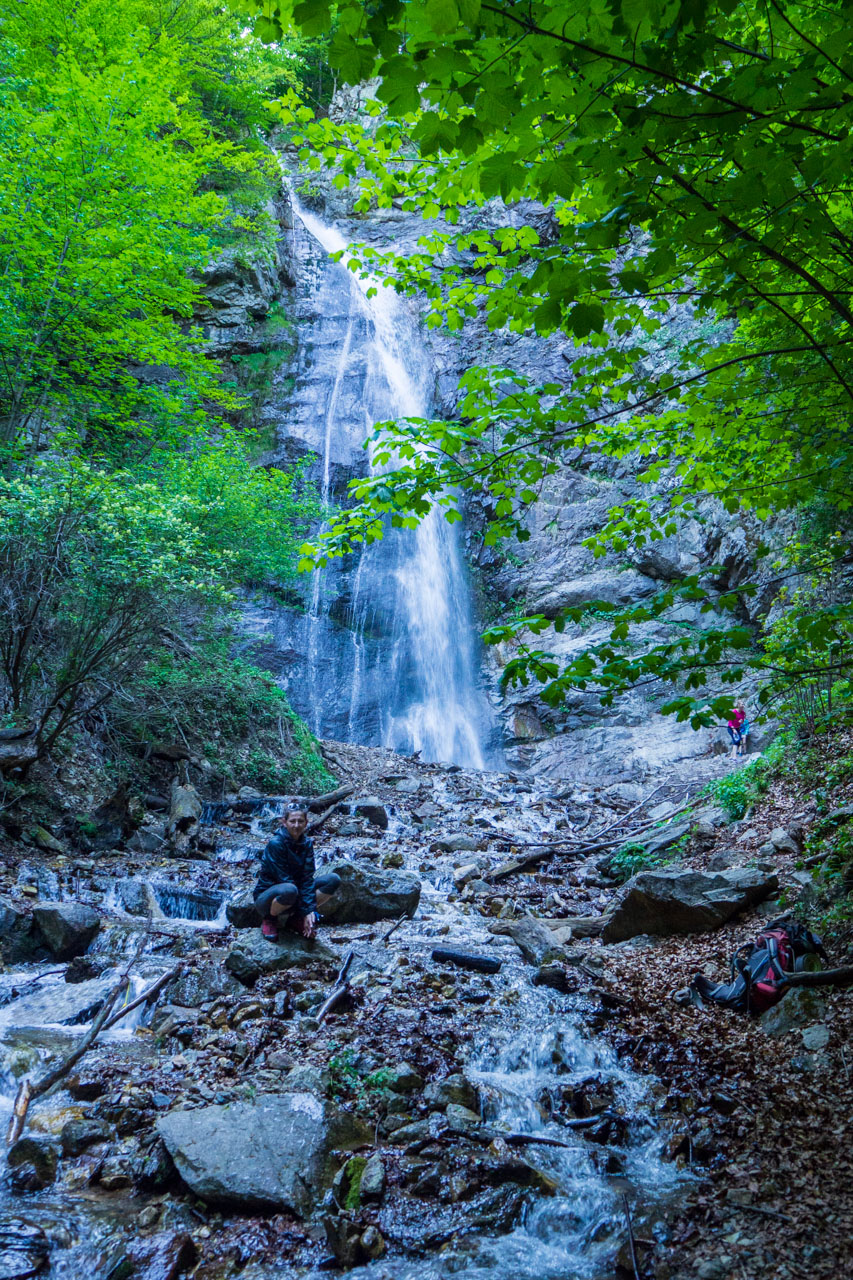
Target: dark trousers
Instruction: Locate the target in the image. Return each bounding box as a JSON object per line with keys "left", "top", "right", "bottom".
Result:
{"left": 254, "top": 871, "right": 341, "bottom": 919}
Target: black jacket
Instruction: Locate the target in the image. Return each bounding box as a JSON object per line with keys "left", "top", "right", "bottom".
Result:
{"left": 254, "top": 831, "right": 316, "bottom": 914}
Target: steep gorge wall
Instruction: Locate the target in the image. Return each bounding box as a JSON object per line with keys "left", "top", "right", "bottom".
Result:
{"left": 203, "top": 171, "right": 782, "bottom": 787}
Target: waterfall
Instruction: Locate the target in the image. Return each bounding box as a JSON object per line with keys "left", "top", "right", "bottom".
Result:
{"left": 262, "top": 203, "right": 499, "bottom": 769}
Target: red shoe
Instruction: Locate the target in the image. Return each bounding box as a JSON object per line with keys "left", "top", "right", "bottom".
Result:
{"left": 261, "top": 917, "right": 278, "bottom": 940}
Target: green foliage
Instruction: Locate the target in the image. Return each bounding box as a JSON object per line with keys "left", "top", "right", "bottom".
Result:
{"left": 0, "top": 452, "right": 323, "bottom": 766}
{"left": 116, "top": 635, "right": 333, "bottom": 793}
{"left": 0, "top": 0, "right": 282, "bottom": 462}
{"left": 705, "top": 734, "right": 791, "bottom": 819}
{"left": 244, "top": 0, "right": 853, "bottom": 726}
{"left": 609, "top": 830, "right": 689, "bottom": 882}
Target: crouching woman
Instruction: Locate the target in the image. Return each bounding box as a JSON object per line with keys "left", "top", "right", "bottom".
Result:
{"left": 254, "top": 802, "right": 340, "bottom": 940}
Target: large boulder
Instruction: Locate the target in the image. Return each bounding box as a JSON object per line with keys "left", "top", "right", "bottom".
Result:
{"left": 225, "top": 930, "right": 338, "bottom": 985}
{"left": 225, "top": 889, "right": 259, "bottom": 929}
{"left": 602, "top": 868, "right": 778, "bottom": 942}
{"left": 321, "top": 861, "right": 420, "bottom": 924}
{"left": 32, "top": 903, "right": 100, "bottom": 960}
{"left": 157, "top": 1094, "right": 370, "bottom": 1214}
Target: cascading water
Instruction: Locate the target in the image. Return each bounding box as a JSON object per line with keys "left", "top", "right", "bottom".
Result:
{"left": 251, "top": 204, "right": 500, "bottom": 769}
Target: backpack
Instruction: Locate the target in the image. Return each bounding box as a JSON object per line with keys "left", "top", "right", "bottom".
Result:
{"left": 690, "top": 918, "right": 827, "bottom": 1015}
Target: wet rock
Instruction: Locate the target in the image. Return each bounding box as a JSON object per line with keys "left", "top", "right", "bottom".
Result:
{"left": 424, "top": 1074, "right": 478, "bottom": 1112}
{"left": 534, "top": 962, "right": 574, "bottom": 992}
{"left": 430, "top": 834, "right": 482, "bottom": 854}
{"left": 157, "top": 1093, "right": 370, "bottom": 1213}
{"left": 114, "top": 879, "right": 164, "bottom": 919}
{"left": 88, "top": 786, "right": 139, "bottom": 851}
{"left": 127, "top": 1232, "right": 197, "bottom": 1280}
{"left": 60, "top": 1118, "right": 112, "bottom": 1157}
{"left": 490, "top": 914, "right": 563, "bottom": 965}
{"left": 0, "top": 899, "right": 37, "bottom": 965}
{"left": 359, "top": 1154, "right": 386, "bottom": 1202}
{"left": 387, "top": 1119, "right": 431, "bottom": 1146}
{"left": 381, "top": 850, "right": 404, "bottom": 869}
{"left": 0, "top": 1217, "right": 50, "bottom": 1278}
{"left": 3, "top": 975, "right": 116, "bottom": 1027}
{"left": 225, "top": 889, "right": 259, "bottom": 928}
{"left": 32, "top": 903, "right": 99, "bottom": 960}
{"left": 136, "top": 1138, "right": 176, "bottom": 1191}
{"left": 354, "top": 798, "right": 389, "bottom": 829}
{"left": 30, "top": 826, "right": 64, "bottom": 854}
{"left": 359, "top": 1226, "right": 386, "bottom": 1260}
{"left": 7, "top": 1138, "right": 58, "bottom": 1190}
{"left": 224, "top": 930, "right": 338, "bottom": 985}
{"left": 602, "top": 868, "right": 779, "bottom": 942}
{"left": 321, "top": 861, "right": 421, "bottom": 924}
{"left": 444, "top": 1103, "right": 481, "bottom": 1131}
{"left": 98, "top": 1156, "right": 134, "bottom": 1190}
{"left": 759, "top": 988, "right": 828, "bottom": 1035}
{"left": 165, "top": 780, "right": 202, "bottom": 854}
{"left": 385, "top": 1063, "right": 424, "bottom": 1093}
{"left": 166, "top": 963, "right": 242, "bottom": 1006}
{"left": 64, "top": 956, "right": 105, "bottom": 983}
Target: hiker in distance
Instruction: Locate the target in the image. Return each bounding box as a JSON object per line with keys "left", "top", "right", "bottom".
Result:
{"left": 727, "top": 704, "right": 749, "bottom": 759}
{"left": 254, "top": 801, "right": 340, "bottom": 940}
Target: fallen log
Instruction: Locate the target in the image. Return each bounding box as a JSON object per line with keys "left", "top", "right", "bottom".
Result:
{"left": 381, "top": 912, "right": 407, "bottom": 945}
{"left": 431, "top": 948, "right": 502, "bottom": 974}
{"left": 779, "top": 964, "right": 853, "bottom": 990}
{"left": 308, "top": 784, "right": 354, "bottom": 814}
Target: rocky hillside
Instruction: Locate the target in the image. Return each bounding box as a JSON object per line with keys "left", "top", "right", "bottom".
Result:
{"left": 0, "top": 728, "right": 850, "bottom": 1279}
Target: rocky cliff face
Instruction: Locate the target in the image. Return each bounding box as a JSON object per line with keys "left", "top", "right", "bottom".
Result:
{"left": 207, "top": 169, "right": 781, "bottom": 787}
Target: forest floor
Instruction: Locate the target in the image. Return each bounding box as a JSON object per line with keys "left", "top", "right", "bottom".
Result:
{"left": 0, "top": 733, "right": 850, "bottom": 1280}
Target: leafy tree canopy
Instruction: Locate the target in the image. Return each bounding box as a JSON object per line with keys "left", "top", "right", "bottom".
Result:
{"left": 244, "top": 0, "right": 853, "bottom": 726}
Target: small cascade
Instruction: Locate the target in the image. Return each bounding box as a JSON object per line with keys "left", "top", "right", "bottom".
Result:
{"left": 253, "top": 203, "right": 501, "bottom": 769}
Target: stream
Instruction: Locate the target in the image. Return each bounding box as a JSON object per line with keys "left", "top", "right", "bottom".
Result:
{"left": 0, "top": 203, "right": 684, "bottom": 1279}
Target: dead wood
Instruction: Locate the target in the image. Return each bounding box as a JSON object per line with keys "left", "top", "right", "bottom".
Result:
{"left": 431, "top": 948, "right": 502, "bottom": 974}
{"left": 779, "top": 964, "right": 853, "bottom": 990}
{"left": 307, "top": 784, "right": 354, "bottom": 814}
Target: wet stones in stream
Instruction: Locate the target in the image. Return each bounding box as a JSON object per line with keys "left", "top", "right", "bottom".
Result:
{"left": 0, "top": 1218, "right": 50, "bottom": 1279}
{"left": 2, "top": 975, "right": 117, "bottom": 1027}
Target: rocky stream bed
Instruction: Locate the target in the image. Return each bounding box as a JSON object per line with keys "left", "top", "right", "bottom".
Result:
{"left": 0, "top": 740, "right": 846, "bottom": 1280}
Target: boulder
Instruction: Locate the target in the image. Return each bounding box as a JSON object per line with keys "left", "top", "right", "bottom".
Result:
{"left": 759, "top": 988, "right": 828, "bottom": 1036}
{"left": 225, "top": 930, "right": 338, "bottom": 985}
{"left": 226, "top": 889, "right": 260, "bottom": 929}
{"left": 0, "top": 898, "right": 37, "bottom": 965}
{"left": 32, "top": 903, "right": 100, "bottom": 960}
{"left": 165, "top": 780, "right": 202, "bottom": 852}
{"left": 424, "top": 1074, "right": 478, "bottom": 1112}
{"left": 321, "top": 861, "right": 421, "bottom": 924}
{"left": 60, "top": 1118, "right": 112, "bottom": 1157}
{"left": 430, "top": 834, "right": 482, "bottom": 854}
{"left": 769, "top": 827, "right": 799, "bottom": 856}
{"left": 353, "top": 798, "right": 389, "bottom": 830}
{"left": 127, "top": 1232, "right": 197, "bottom": 1280}
{"left": 157, "top": 1094, "right": 370, "bottom": 1214}
{"left": 490, "top": 914, "right": 565, "bottom": 965}
{"left": 114, "top": 879, "right": 164, "bottom": 919}
{"left": 602, "top": 868, "right": 779, "bottom": 942}
{"left": 6, "top": 1137, "right": 58, "bottom": 1189}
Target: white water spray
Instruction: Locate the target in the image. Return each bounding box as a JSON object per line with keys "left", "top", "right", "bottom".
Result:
{"left": 292, "top": 203, "right": 494, "bottom": 769}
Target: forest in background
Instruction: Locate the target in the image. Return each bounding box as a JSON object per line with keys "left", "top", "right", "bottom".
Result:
{"left": 2, "top": 0, "right": 853, "bottom": 796}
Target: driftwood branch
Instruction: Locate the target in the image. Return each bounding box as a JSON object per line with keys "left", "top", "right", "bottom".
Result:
{"left": 381, "top": 912, "right": 408, "bottom": 945}
{"left": 623, "top": 1194, "right": 642, "bottom": 1280}
{"left": 308, "top": 784, "right": 354, "bottom": 815}
{"left": 101, "top": 963, "right": 184, "bottom": 1032}
{"left": 317, "top": 947, "right": 355, "bottom": 1025}
{"left": 779, "top": 964, "right": 853, "bottom": 990}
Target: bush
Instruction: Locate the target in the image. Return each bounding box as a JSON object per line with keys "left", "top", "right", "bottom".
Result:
{"left": 115, "top": 635, "right": 334, "bottom": 794}
{"left": 705, "top": 733, "right": 791, "bottom": 819}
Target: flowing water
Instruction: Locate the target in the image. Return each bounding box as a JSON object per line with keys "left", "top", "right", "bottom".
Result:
{"left": 249, "top": 204, "right": 500, "bottom": 769}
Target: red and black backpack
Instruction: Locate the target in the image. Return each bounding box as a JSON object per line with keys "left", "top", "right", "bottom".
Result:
{"left": 691, "top": 918, "right": 827, "bottom": 1015}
